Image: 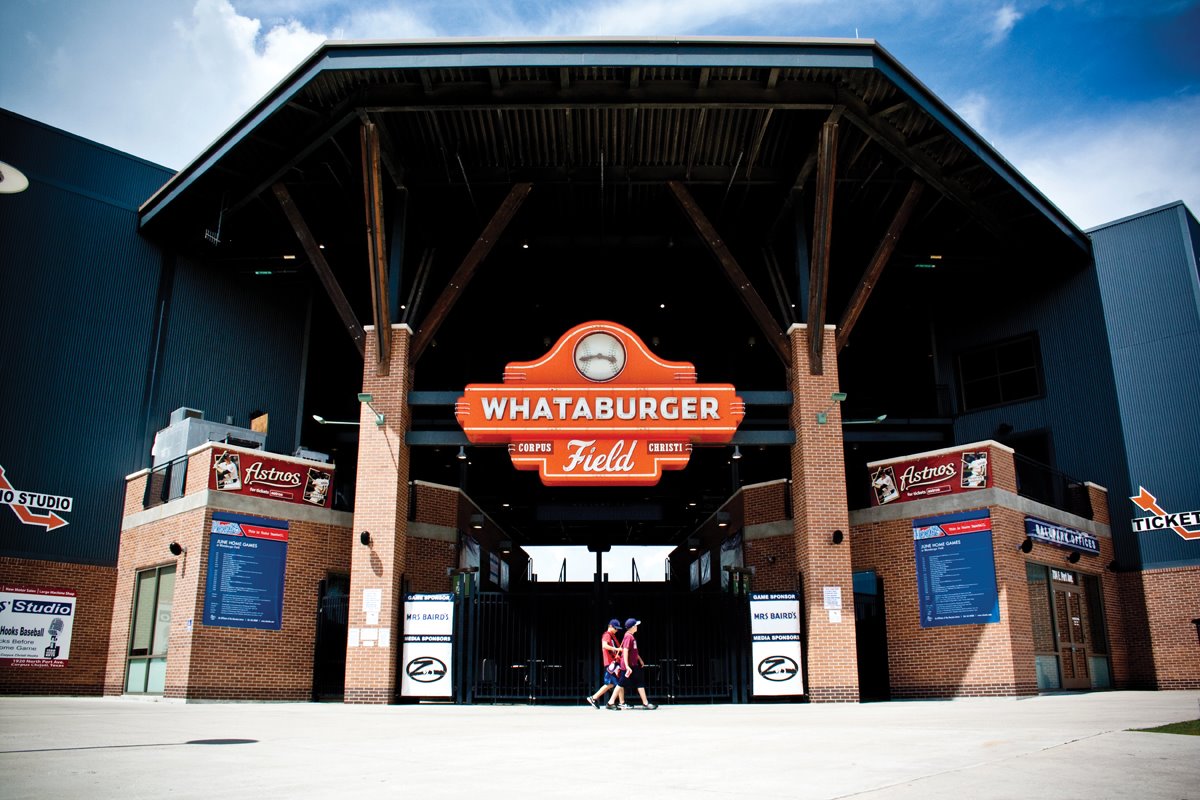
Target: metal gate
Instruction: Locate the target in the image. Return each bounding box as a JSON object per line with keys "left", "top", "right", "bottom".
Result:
{"left": 312, "top": 576, "right": 349, "bottom": 700}
{"left": 454, "top": 582, "right": 751, "bottom": 704}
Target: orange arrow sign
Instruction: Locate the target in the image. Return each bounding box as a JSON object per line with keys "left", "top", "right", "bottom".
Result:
{"left": 0, "top": 465, "right": 70, "bottom": 532}
{"left": 1130, "top": 486, "right": 1199, "bottom": 541}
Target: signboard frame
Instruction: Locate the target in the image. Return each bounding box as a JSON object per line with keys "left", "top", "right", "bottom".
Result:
{"left": 749, "top": 592, "right": 805, "bottom": 697}
{"left": 401, "top": 592, "right": 455, "bottom": 698}
{"left": 913, "top": 510, "right": 1001, "bottom": 628}
{"left": 868, "top": 446, "right": 992, "bottom": 507}
{"left": 0, "top": 584, "right": 77, "bottom": 668}
{"left": 202, "top": 512, "right": 289, "bottom": 631}
{"left": 209, "top": 447, "right": 334, "bottom": 508}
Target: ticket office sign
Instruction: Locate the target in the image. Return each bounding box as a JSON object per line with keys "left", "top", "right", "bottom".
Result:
{"left": 401, "top": 593, "right": 455, "bottom": 698}
{"left": 456, "top": 321, "right": 745, "bottom": 486}
{"left": 749, "top": 592, "right": 804, "bottom": 697}
{"left": 0, "top": 584, "right": 76, "bottom": 667}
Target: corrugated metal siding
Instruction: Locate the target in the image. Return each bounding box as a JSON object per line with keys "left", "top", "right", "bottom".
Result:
{"left": 147, "top": 256, "right": 309, "bottom": 460}
{"left": 1091, "top": 204, "right": 1200, "bottom": 568}
{"left": 0, "top": 111, "right": 172, "bottom": 566}
{"left": 941, "top": 262, "right": 1136, "bottom": 566}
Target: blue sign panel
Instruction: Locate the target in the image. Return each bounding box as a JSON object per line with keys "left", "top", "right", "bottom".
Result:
{"left": 913, "top": 510, "right": 1000, "bottom": 628}
{"left": 1024, "top": 516, "right": 1100, "bottom": 554}
{"left": 203, "top": 512, "right": 289, "bottom": 630}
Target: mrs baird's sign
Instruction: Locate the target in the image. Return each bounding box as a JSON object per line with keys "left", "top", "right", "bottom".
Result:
{"left": 455, "top": 321, "right": 745, "bottom": 486}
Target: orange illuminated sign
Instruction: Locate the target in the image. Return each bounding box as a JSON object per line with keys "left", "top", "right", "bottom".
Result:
{"left": 455, "top": 321, "right": 744, "bottom": 485}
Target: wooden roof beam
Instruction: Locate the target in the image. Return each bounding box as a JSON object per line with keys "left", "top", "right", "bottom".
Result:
{"left": 272, "top": 182, "right": 366, "bottom": 357}
{"left": 360, "top": 121, "right": 392, "bottom": 375}
{"left": 836, "top": 179, "right": 925, "bottom": 353}
{"left": 411, "top": 183, "right": 533, "bottom": 362}
{"left": 668, "top": 180, "right": 791, "bottom": 367}
{"left": 839, "top": 101, "right": 1007, "bottom": 241}
{"left": 807, "top": 109, "right": 840, "bottom": 375}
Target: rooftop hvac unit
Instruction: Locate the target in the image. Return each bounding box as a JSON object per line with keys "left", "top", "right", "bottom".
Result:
{"left": 170, "top": 407, "right": 204, "bottom": 424}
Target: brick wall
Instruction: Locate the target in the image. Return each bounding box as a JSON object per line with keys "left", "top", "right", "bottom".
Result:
{"left": 106, "top": 500, "right": 351, "bottom": 700}
{"left": 741, "top": 481, "right": 795, "bottom": 592}
{"left": 104, "top": 507, "right": 207, "bottom": 696}
{"left": 414, "top": 481, "right": 458, "bottom": 528}
{"left": 404, "top": 482, "right": 459, "bottom": 593}
{"left": 853, "top": 508, "right": 1031, "bottom": 697}
{"left": 850, "top": 484, "right": 1128, "bottom": 698}
{"left": 0, "top": 557, "right": 117, "bottom": 696}
{"left": 1139, "top": 565, "right": 1200, "bottom": 690}
{"left": 123, "top": 471, "right": 148, "bottom": 518}
{"left": 183, "top": 516, "right": 350, "bottom": 700}
{"left": 1086, "top": 483, "right": 1110, "bottom": 525}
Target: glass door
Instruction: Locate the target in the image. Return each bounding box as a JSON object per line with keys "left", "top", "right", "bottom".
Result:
{"left": 125, "top": 564, "right": 175, "bottom": 694}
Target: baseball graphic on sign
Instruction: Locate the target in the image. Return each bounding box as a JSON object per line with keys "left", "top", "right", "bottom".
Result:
{"left": 574, "top": 331, "right": 627, "bottom": 381}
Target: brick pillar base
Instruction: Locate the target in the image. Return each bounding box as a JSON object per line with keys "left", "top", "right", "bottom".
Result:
{"left": 788, "top": 324, "right": 859, "bottom": 702}
{"left": 345, "top": 325, "right": 413, "bottom": 704}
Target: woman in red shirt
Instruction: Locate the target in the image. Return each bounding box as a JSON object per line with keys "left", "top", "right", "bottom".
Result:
{"left": 619, "top": 619, "right": 657, "bottom": 710}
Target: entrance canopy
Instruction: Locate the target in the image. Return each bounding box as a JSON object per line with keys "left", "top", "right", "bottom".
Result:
{"left": 137, "top": 37, "right": 1089, "bottom": 547}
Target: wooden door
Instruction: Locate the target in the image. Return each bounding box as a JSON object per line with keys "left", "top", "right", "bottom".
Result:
{"left": 1054, "top": 585, "right": 1090, "bottom": 690}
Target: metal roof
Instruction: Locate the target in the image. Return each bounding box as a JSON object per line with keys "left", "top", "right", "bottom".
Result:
{"left": 139, "top": 37, "right": 1086, "bottom": 253}
{"left": 133, "top": 37, "right": 1095, "bottom": 546}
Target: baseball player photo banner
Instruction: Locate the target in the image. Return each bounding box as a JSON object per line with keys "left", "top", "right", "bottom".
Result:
{"left": 868, "top": 446, "right": 992, "bottom": 507}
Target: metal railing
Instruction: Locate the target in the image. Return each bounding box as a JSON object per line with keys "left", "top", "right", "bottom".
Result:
{"left": 143, "top": 455, "right": 189, "bottom": 509}
{"left": 1013, "top": 454, "right": 1093, "bottom": 519}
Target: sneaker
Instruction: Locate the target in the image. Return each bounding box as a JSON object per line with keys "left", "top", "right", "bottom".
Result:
{"left": 605, "top": 702, "right": 620, "bottom": 710}
{"left": 618, "top": 703, "right": 633, "bottom": 710}
{"left": 586, "top": 696, "right": 598, "bottom": 709}
{"left": 641, "top": 703, "right": 658, "bottom": 710}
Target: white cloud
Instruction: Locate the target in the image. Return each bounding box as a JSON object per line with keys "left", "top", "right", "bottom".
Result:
{"left": 954, "top": 90, "right": 991, "bottom": 135}
{"left": 168, "top": 0, "right": 325, "bottom": 137}
{"left": 988, "top": 3, "right": 1022, "bottom": 44}
{"left": 534, "top": 0, "right": 876, "bottom": 36}
{"left": 334, "top": 6, "right": 439, "bottom": 40}
{"left": 995, "top": 95, "right": 1200, "bottom": 229}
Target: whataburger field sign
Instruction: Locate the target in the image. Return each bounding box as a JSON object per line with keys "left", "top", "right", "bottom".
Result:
{"left": 455, "top": 321, "right": 745, "bottom": 486}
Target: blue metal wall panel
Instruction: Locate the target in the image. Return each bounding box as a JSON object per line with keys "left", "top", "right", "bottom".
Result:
{"left": 940, "top": 262, "right": 1136, "bottom": 566}
{"left": 1091, "top": 203, "right": 1200, "bottom": 569}
{"left": 147, "top": 256, "right": 311, "bottom": 460}
{"left": 0, "top": 111, "right": 172, "bottom": 566}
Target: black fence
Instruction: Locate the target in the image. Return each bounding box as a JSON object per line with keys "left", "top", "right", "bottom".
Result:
{"left": 453, "top": 584, "right": 751, "bottom": 704}
{"left": 142, "top": 455, "right": 189, "bottom": 509}
{"left": 1013, "top": 454, "right": 1093, "bottom": 519}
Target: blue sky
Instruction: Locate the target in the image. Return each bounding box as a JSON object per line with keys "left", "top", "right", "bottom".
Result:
{"left": 2, "top": 0, "right": 1197, "bottom": 228}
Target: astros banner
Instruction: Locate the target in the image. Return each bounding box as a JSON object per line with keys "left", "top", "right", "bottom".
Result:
{"left": 455, "top": 321, "right": 745, "bottom": 486}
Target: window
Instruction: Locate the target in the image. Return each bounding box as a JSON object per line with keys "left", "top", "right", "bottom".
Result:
{"left": 125, "top": 564, "right": 175, "bottom": 694}
{"left": 956, "top": 334, "right": 1043, "bottom": 411}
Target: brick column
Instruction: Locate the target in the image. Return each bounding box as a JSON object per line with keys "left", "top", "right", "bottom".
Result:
{"left": 787, "top": 324, "right": 858, "bottom": 702}
{"left": 345, "top": 325, "right": 413, "bottom": 704}
{"left": 1085, "top": 482, "right": 1110, "bottom": 525}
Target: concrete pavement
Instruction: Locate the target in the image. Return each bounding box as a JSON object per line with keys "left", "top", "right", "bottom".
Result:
{"left": 1, "top": 691, "right": 1198, "bottom": 799}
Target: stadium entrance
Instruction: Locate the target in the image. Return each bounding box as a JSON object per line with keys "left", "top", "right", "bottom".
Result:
{"left": 450, "top": 578, "right": 753, "bottom": 704}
